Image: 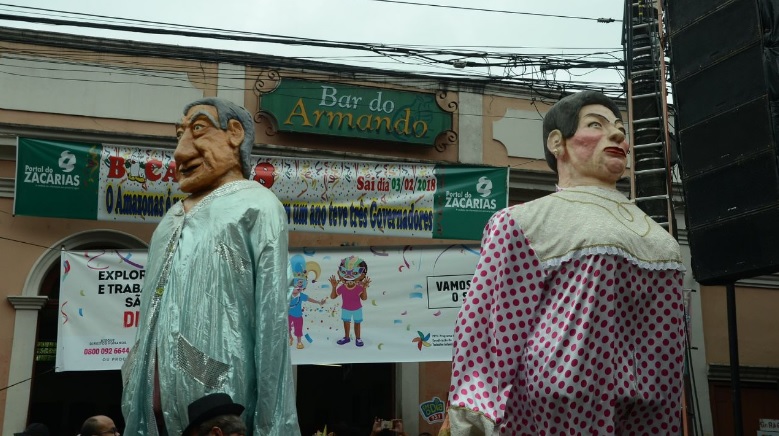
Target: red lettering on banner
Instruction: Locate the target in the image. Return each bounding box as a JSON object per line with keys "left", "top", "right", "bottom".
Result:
{"left": 145, "top": 159, "right": 162, "bottom": 181}
{"left": 107, "top": 156, "right": 126, "bottom": 178}
{"left": 123, "top": 311, "right": 140, "bottom": 328}
{"left": 162, "top": 162, "right": 177, "bottom": 182}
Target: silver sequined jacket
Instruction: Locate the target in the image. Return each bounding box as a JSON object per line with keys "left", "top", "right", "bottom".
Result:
{"left": 121, "top": 180, "right": 300, "bottom": 436}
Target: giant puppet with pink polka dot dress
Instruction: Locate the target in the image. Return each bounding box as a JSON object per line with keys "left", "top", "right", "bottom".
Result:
{"left": 441, "top": 91, "right": 685, "bottom": 436}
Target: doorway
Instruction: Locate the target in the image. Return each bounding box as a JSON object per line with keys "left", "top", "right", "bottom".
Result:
{"left": 27, "top": 259, "right": 125, "bottom": 435}
{"left": 296, "top": 363, "right": 395, "bottom": 436}
{"left": 17, "top": 231, "right": 147, "bottom": 435}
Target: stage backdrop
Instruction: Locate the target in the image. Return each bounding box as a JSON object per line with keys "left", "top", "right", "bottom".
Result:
{"left": 56, "top": 245, "right": 480, "bottom": 371}
{"left": 15, "top": 137, "right": 507, "bottom": 240}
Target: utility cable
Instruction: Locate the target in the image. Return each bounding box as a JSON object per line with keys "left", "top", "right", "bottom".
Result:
{"left": 0, "top": 366, "right": 56, "bottom": 392}
{"left": 364, "top": 0, "right": 619, "bottom": 22}
{"left": 0, "top": 4, "right": 623, "bottom": 68}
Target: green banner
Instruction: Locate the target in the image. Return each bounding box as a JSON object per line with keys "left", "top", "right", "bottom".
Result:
{"left": 14, "top": 138, "right": 100, "bottom": 219}
{"left": 260, "top": 78, "right": 454, "bottom": 146}
{"left": 14, "top": 138, "right": 508, "bottom": 240}
{"left": 433, "top": 166, "right": 508, "bottom": 240}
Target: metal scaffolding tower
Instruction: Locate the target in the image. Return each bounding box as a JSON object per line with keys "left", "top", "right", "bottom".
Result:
{"left": 623, "top": 1, "right": 695, "bottom": 434}
{"left": 624, "top": 0, "right": 676, "bottom": 236}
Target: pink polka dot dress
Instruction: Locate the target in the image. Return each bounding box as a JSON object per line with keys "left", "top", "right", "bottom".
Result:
{"left": 446, "top": 186, "right": 686, "bottom": 436}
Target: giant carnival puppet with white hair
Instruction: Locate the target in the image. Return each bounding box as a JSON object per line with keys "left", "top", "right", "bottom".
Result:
{"left": 121, "top": 98, "right": 301, "bottom": 436}
{"left": 442, "top": 91, "right": 686, "bottom": 435}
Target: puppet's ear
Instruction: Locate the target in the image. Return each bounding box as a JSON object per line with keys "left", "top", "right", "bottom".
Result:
{"left": 226, "top": 119, "right": 245, "bottom": 149}
{"left": 547, "top": 129, "right": 564, "bottom": 157}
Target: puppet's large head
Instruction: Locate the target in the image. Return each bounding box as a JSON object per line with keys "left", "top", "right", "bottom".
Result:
{"left": 542, "top": 91, "right": 622, "bottom": 173}
{"left": 176, "top": 97, "right": 254, "bottom": 179}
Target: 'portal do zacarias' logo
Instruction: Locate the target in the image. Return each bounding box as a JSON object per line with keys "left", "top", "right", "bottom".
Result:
{"left": 476, "top": 176, "right": 492, "bottom": 198}
{"left": 444, "top": 175, "right": 497, "bottom": 211}
{"left": 24, "top": 150, "right": 80, "bottom": 187}
{"left": 58, "top": 151, "right": 76, "bottom": 173}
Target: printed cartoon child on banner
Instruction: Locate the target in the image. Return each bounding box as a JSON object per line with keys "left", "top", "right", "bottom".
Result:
{"left": 282, "top": 244, "right": 481, "bottom": 365}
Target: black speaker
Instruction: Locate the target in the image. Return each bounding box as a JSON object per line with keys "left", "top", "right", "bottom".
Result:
{"left": 669, "top": 0, "right": 779, "bottom": 284}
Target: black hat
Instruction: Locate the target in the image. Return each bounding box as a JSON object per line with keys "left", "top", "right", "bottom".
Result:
{"left": 14, "top": 423, "right": 50, "bottom": 436}
{"left": 182, "top": 393, "right": 245, "bottom": 436}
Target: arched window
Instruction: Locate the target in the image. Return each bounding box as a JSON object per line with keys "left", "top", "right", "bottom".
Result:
{"left": 6, "top": 230, "right": 146, "bottom": 435}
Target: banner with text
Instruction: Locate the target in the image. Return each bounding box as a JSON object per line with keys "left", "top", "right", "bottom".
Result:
{"left": 14, "top": 138, "right": 507, "bottom": 240}
{"left": 286, "top": 245, "right": 479, "bottom": 364}
{"left": 55, "top": 245, "right": 479, "bottom": 370}
{"left": 56, "top": 250, "right": 147, "bottom": 372}
{"left": 255, "top": 157, "right": 507, "bottom": 240}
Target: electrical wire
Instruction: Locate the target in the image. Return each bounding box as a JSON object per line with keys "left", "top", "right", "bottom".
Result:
{"left": 0, "top": 235, "right": 58, "bottom": 250}
{"left": 0, "top": 2, "right": 625, "bottom": 89}
{"left": 0, "top": 366, "right": 55, "bottom": 393}
{"left": 0, "top": 42, "right": 625, "bottom": 95}
{"left": 363, "top": 0, "right": 620, "bottom": 22}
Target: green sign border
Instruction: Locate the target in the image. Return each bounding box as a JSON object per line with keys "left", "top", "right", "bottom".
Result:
{"left": 259, "top": 77, "right": 456, "bottom": 146}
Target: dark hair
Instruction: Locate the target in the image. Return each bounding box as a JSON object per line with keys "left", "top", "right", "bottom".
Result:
{"left": 183, "top": 98, "right": 255, "bottom": 179}
{"left": 79, "top": 417, "right": 101, "bottom": 436}
{"left": 196, "top": 414, "right": 246, "bottom": 436}
{"left": 542, "top": 91, "right": 622, "bottom": 173}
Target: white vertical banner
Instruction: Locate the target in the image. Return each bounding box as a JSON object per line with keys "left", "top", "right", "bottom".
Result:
{"left": 56, "top": 250, "right": 147, "bottom": 372}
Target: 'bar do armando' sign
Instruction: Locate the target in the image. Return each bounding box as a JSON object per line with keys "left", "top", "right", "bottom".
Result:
{"left": 258, "top": 77, "right": 455, "bottom": 146}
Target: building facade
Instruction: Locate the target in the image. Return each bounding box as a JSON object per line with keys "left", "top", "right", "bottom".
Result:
{"left": 0, "top": 25, "right": 755, "bottom": 436}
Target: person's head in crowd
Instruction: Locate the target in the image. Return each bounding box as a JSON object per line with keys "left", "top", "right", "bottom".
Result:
{"left": 183, "top": 393, "right": 246, "bottom": 436}
{"left": 79, "top": 415, "right": 119, "bottom": 436}
{"left": 14, "top": 423, "right": 49, "bottom": 436}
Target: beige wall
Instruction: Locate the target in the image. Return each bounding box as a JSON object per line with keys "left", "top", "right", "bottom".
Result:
{"left": 702, "top": 285, "right": 779, "bottom": 366}
{"left": 482, "top": 94, "right": 554, "bottom": 172}
{"left": 0, "top": 196, "right": 158, "bottom": 429}
{"left": 0, "top": 109, "right": 173, "bottom": 138}
{"left": 0, "top": 271, "right": 13, "bottom": 431}
{"left": 0, "top": 41, "right": 217, "bottom": 122}
{"left": 417, "top": 361, "right": 451, "bottom": 435}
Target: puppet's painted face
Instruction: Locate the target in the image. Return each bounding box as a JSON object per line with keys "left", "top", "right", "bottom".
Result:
{"left": 174, "top": 105, "right": 241, "bottom": 195}
{"left": 562, "top": 104, "right": 629, "bottom": 184}
{"left": 338, "top": 256, "right": 366, "bottom": 282}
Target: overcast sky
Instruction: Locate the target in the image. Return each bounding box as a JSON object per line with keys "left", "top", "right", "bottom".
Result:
{"left": 0, "top": 0, "right": 627, "bottom": 91}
